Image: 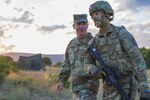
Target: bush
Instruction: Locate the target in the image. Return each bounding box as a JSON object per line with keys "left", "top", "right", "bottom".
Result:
{"left": 0, "top": 56, "right": 15, "bottom": 84}
{"left": 140, "top": 47, "right": 150, "bottom": 69}
{"left": 53, "top": 62, "right": 63, "bottom": 67}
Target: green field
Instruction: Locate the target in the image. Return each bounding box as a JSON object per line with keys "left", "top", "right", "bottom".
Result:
{"left": 0, "top": 68, "right": 149, "bottom": 100}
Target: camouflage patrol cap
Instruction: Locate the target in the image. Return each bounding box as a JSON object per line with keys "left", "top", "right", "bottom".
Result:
{"left": 89, "top": 1, "right": 114, "bottom": 16}
{"left": 73, "top": 14, "right": 88, "bottom": 23}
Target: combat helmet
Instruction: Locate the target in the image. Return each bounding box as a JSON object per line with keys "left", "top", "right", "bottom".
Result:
{"left": 89, "top": 1, "right": 114, "bottom": 21}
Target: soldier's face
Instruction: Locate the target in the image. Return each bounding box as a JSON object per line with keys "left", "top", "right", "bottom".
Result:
{"left": 73, "top": 22, "right": 88, "bottom": 39}
{"left": 91, "top": 10, "right": 105, "bottom": 28}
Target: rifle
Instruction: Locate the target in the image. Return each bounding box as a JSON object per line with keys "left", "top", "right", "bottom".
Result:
{"left": 89, "top": 44, "right": 130, "bottom": 100}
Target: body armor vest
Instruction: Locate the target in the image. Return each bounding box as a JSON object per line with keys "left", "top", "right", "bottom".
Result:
{"left": 94, "top": 26, "right": 133, "bottom": 75}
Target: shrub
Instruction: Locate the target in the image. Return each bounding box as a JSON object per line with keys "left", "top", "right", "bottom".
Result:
{"left": 0, "top": 56, "right": 15, "bottom": 84}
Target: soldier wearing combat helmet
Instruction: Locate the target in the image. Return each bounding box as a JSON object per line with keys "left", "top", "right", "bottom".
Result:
{"left": 84, "top": 0, "right": 149, "bottom": 100}
{"left": 89, "top": 0, "right": 114, "bottom": 21}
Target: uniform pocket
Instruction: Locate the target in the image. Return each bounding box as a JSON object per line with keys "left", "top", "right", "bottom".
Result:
{"left": 117, "top": 59, "right": 133, "bottom": 74}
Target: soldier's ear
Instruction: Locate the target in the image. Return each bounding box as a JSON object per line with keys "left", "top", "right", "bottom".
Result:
{"left": 87, "top": 23, "right": 89, "bottom": 27}
{"left": 73, "top": 24, "right": 75, "bottom": 29}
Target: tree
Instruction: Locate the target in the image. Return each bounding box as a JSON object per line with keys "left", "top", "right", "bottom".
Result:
{"left": 53, "top": 62, "right": 63, "bottom": 67}
{"left": 42, "top": 57, "right": 52, "bottom": 67}
{"left": 0, "top": 55, "right": 16, "bottom": 84}
{"left": 140, "top": 47, "right": 150, "bottom": 69}
{"left": 4, "top": 56, "right": 13, "bottom": 61}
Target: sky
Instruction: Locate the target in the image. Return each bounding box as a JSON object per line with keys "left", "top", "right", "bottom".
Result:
{"left": 0, "top": 0, "right": 150, "bottom": 54}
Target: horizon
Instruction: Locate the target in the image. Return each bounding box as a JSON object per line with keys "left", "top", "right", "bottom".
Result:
{"left": 2, "top": 51, "right": 65, "bottom": 55}
{"left": 0, "top": 0, "right": 150, "bottom": 54}
{"left": 2, "top": 51, "right": 65, "bottom": 63}
{"left": 2, "top": 46, "right": 150, "bottom": 55}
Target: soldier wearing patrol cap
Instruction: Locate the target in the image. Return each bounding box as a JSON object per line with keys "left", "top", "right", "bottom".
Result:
{"left": 73, "top": 14, "right": 88, "bottom": 23}
{"left": 84, "top": 0, "right": 150, "bottom": 100}
{"left": 56, "top": 14, "right": 99, "bottom": 100}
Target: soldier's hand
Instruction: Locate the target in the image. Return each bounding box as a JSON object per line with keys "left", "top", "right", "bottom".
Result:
{"left": 89, "top": 65, "right": 106, "bottom": 78}
{"left": 55, "top": 81, "right": 64, "bottom": 91}
{"left": 140, "top": 90, "right": 150, "bottom": 100}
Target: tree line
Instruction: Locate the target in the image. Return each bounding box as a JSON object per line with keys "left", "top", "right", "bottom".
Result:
{"left": 0, "top": 47, "right": 150, "bottom": 83}
{"left": 140, "top": 47, "right": 150, "bottom": 69}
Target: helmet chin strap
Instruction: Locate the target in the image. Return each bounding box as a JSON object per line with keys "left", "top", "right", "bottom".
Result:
{"left": 109, "top": 15, "right": 114, "bottom": 21}
{"left": 104, "top": 13, "right": 114, "bottom": 21}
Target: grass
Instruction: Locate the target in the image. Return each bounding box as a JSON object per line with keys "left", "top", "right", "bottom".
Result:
{"left": 0, "top": 68, "right": 150, "bottom": 100}
{"left": 0, "top": 68, "right": 73, "bottom": 100}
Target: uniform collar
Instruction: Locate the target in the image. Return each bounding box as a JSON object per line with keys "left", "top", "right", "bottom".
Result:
{"left": 75, "top": 32, "right": 92, "bottom": 44}
{"left": 97, "top": 24, "right": 115, "bottom": 37}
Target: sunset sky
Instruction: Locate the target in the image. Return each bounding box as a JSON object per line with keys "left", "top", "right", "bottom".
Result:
{"left": 0, "top": 0, "right": 150, "bottom": 54}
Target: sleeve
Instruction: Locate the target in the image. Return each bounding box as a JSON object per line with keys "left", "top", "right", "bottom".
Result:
{"left": 84, "top": 50, "right": 96, "bottom": 75}
{"left": 58, "top": 44, "right": 71, "bottom": 83}
{"left": 119, "top": 28, "right": 149, "bottom": 90}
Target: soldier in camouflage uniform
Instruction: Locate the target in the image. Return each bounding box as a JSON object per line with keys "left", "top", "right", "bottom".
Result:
{"left": 55, "top": 14, "right": 99, "bottom": 100}
{"left": 84, "top": 1, "right": 149, "bottom": 100}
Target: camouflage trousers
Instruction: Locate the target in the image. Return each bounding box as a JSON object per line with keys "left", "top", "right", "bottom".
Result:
{"left": 75, "top": 89, "right": 97, "bottom": 100}
{"left": 102, "top": 75, "right": 139, "bottom": 100}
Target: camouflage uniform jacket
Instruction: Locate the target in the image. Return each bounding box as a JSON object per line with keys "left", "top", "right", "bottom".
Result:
{"left": 59, "top": 33, "right": 99, "bottom": 94}
{"left": 84, "top": 24, "right": 148, "bottom": 99}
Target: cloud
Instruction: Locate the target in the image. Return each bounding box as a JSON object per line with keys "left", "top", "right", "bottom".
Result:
{"left": 0, "top": 30, "right": 4, "bottom": 38}
{"left": 114, "top": 0, "right": 150, "bottom": 13}
{"left": 0, "top": 11, "right": 34, "bottom": 24}
{"left": 13, "top": 7, "right": 23, "bottom": 12}
{"left": 12, "top": 11, "right": 34, "bottom": 24}
{"left": 0, "top": 32, "right": 15, "bottom": 52}
{"left": 135, "top": 0, "right": 150, "bottom": 7}
{"left": 4, "top": 0, "right": 11, "bottom": 4}
{"left": 128, "top": 21, "right": 150, "bottom": 34}
{"left": 135, "top": 33, "right": 150, "bottom": 48}
{"left": 0, "top": 16, "right": 6, "bottom": 21}
{"left": 0, "top": 24, "right": 19, "bottom": 34}
{"left": 0, "top": 24, "right": 18, "bottom": 52}
{"left": 0, "top": 24, "right": 15, "bottom": 52}
{"left": 66, "top": 31, "right": 74, "bottom": 34}
{"left": 37, "top": 25, "right": 66, "bottom": 34}
{"left": 126, "top": 21, "right": 150, "bottom": 48}
{"left": 0, "top": 44, "right": 15, "bottom": 52}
